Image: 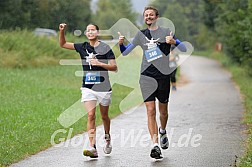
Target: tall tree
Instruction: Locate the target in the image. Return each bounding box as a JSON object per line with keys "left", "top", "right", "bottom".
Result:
{"left": 163, "top": 2, "right": 189, "bottom": 40}
{"left": 93, "top": 0, "right": 137, "bottom": 29}
{"left": 150, "top": 0, "right": 205, "bottom": 49}
{"left": 0, "top": 0, "right": 92, "bottom": 31}
{"left": 214, "top": 0, "right": 249, "bottom": 63}
{"left": 50, "top": 0, "right": 92, "bottom": 31}
{"left": 0, "top": 0, "right": 24, "bottom": 29}
{"left": 203, "top": 0, "right": 252, "bottom": 74}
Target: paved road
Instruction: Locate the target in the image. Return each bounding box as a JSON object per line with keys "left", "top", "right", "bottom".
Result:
{"left": 11, "top": 56, "right": 246, "bottom": 167}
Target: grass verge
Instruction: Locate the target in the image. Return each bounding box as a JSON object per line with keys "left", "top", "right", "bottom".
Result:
{"left": 0, "top": 63, "right": 139, "bottom": 166}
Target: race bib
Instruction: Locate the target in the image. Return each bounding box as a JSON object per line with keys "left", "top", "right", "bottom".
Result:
{"left": 145, "top": 47, "right": 163, "bottom": 62}
{"left": 85, "top": 72, "right": 100, "bottom": 84}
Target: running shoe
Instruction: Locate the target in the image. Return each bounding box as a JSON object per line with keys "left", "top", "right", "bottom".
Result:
{"left": 103, "top": 134, "right": 112, "bottom": 154}
{"left": 150, "top": 145, "right": 163, "bottom": 159}
{"left": 159, "top": 128, "right": 169, "bottom": 149}
{"left": 83, "top": 147, "right": 98, "bottom": 158}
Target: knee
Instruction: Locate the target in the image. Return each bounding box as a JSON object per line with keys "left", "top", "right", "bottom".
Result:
{"left": 101, "top": 114, "right": 109, "bottom": 121}
{"left": 88, "top": 112, "right": 96, "bottom": 121}
{"left": 147, "top": 108, "right": 156, "bottom": 118}
{"left": 160, "top": 110, "right": 168, "bottom": 117}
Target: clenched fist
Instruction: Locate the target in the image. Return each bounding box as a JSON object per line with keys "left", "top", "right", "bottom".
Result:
{"left": 59, "top": 23, "right": 67, "bottom": 31}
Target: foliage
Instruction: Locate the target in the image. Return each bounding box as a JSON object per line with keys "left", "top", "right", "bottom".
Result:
{"left": 92, "top": 0, "right": 137, "bottom": 29}
{"left": 162, "top": 1, "right": 189, "bottom": 40}
{"left": 0, "top": 30, "right": 84, "bottom": 68}
{"left": 0, "top": 0, "right": 92, "bottom": 31}
{"left": 150, "top": 0, "right": 206, "bottom": 50}
{"left": 204, "top": 0, "right": 252, "bottom": 75}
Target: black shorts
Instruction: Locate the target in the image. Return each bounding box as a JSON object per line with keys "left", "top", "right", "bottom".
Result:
{"left": 140, "top": 75, "right": 170, "bottom": 103}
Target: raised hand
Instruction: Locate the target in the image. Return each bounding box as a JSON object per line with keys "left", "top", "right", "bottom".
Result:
{"left": 118, "top": 32, "right": 125, "bottom": 45}
{"left": 166, "top": 31, "right": 175, "bottom": 44}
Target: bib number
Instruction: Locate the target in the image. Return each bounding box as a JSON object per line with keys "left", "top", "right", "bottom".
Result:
{"left": 145, "top": 47, "right": 163, "bottom": 62}
{"left": 85, "top": 72, "right": 100, "bottom": 84}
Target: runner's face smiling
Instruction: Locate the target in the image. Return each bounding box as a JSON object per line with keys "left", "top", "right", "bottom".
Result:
{"left": 144, "top": 9, "right": 158, "bottom": 26}
{"left": 85, "top": 25, "right": 98, "bottom": 40}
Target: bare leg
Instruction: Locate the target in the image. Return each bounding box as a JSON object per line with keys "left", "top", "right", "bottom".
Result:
{"left": 99, "top": 104, "right": 110, "bottom": 134}
{"left": 159, "top": 102, "right": 168, "bottom": 130}
{"left": 84, "top": 100, "right": 97, "bottom": 146}
{"left": 145, "top": 101, "right": 158, "bottom": 144}
{"left": 171, "top": 82, "right": 176, "bottom": 87}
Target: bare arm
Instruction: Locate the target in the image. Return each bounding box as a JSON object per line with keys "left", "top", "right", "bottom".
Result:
{"left": 59, "top": 23, "right": 75, "bottom": 50}
{"left": 90, "top": 58, "right": 117, "bottom": 72}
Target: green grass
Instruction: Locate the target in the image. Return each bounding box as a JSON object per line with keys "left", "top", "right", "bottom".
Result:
{"left": 0, "top": 65, "right": 139, "bottom": 166}
{"left": 0, "top": 66, "right": 80, "bottom": 165}
{"left": 194, "top": 50, "right": 252, "bottom": 167}
{"left": 0, "top": 30, "right": 84, "bottom": 68}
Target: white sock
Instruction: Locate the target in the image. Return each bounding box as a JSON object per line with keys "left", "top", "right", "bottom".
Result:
{"left": 160, "top": 128, "right": 166, "bottom": 134}
{"left": 90, "top": 144, "right": 96, "bottom": 150}
{"left": 153, "top": 143, "right": 159, "bottom": 148}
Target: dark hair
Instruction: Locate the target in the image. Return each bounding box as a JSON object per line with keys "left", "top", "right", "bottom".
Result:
{"left": 87, "top": 23, "right": 99, "bottom": 31}
{"left": 143, "top": 6, "right": 159, "bottom": 16}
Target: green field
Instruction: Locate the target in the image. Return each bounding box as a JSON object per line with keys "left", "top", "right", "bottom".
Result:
{"left": 0, "top": 66, "right": 79, "bottom": 165}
